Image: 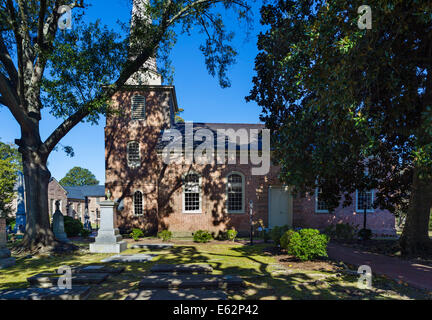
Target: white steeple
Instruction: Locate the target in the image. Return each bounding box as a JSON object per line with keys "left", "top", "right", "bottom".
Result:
{"left": 126, "top": 0, "right": 162, "bottom": 86}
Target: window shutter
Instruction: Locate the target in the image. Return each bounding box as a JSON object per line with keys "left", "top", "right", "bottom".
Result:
{"left": 131, "top": 95, "right": 146, "bottom": 120}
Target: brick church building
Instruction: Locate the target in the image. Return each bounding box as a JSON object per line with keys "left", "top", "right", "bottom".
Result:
{"left": 104, "top": 1, "right": 396, "bottom": 237}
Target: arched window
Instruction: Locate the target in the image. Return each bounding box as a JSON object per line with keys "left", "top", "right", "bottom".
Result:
{"left": 127, "top": 141, "right": 140, "bottom": 167}
{"left": 227, "top": 172, "right": 244, "bottom": 213}
{"left": 183, "top": 173, "right": 201, "bottom": 213}
{"left": 134, "top": 191, "right": 143, "bottom": 216}
{"left": 131, "top": 95, "right": 146, "bottom": 120}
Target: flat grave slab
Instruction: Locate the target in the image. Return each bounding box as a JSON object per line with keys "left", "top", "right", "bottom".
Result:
{"left": 126, "top": 289, "right": 227, "bottom": 300}
{"left": 138, "top": 274, "right": 245, "bottom": 289}
{"left": 27, "top": 272, "right": 109, "bottom": 287}
{"left": 0, "top": 257, "right": 16, "bottom": 269}
{"left": 130, "top": 243, "right": 174, "bottom": 250}
{"left": 0, "top": 286, "right": 90, "bottom": 300}
{"left": 101, "top": 254, "right": 157, "bottom": 263}
{"left": 64, "top": 265, "right": 125, "bottom": 274}
{"left": 150, "top": 264, "right": 213, "bottom": 274}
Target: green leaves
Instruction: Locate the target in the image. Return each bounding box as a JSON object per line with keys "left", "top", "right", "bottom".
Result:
{"left": 0, "top": 140, "right": 20, "bottom": 217}
{"left": 248, "top": 0, "right": 432, "bottom": 213}
{"left": 59, "top": 166, "right": 99, "bottom": 187}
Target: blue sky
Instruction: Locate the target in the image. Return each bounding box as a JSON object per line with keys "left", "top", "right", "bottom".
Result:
{"left": 0, "top": 0, "right": 265, "bottom": 184}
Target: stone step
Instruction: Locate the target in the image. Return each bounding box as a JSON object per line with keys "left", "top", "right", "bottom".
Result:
{"left": 150, "top": 264, "right": 213, "bottom": 274}
{"left": 138, "top": 274, "right": 245, "bottom": 289}
{"left": 27, "top": 272, "right": 109, "bottom": 287}
{"left": 101, "top": 253, "right": 157, "bottom": 263}
{"left": 64, "top": 265, "right": 125, "bottom": 274}
{"left": 0, "top": 286, "right": 90, "bottom": 300}
{"left": 126, "top": 289, "right": 227, "bottom": 300}
{"left": 130, "top": 243, "right": 173, "bottom": 250}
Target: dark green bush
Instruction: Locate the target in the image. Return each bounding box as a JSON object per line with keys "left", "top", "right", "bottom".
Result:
{"left": 80, "top": 229, "right": 91, "bottom": 238}
{"left": 270, "top": 225, "right": 290, "bottom": 245}
{"left": 193, "top": 230, "right": 213, "bottom": 243}
{"left": 130, "top": 228, "right": 144, "bottom": 241}
{"left": 324, "top": 223, "right": 358, "bottom": 240}
{"left": 226, "top": 229, "right": 238, "bottom": 241}
{"left": 63, "top": 216, "right": 84, "bottom": 237}
{"left": 280, "top": 229, "right": 296, "bottom": 250}
{"left": 358, "top": 228, "right": 372, "bottom": 240}
{"left": 286, "top": 228, "right": 329, "bottom": 261}
{"left": 157, "top": 230, "right": 173, "bottom": 242}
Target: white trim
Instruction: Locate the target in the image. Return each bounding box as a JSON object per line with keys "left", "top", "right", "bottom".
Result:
{"left": 315, "top": 187, "right": 329, "bottom": 213}
{"left": 355, "top": 189, "right": 375, "bottom": 213}
{"left": 226, "top": 171, "right": 245, "bottom": 214}
{"left": 182, "top": 172, "right": 202, "bottom": 214}
{"left": 133, "top": 190, "right": 144, "bottom": 216}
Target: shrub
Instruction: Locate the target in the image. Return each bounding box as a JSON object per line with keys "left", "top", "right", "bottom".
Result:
{"left": 157, "top": 230, "right": 173, "bottom": 242}
{"left": 280, "top": 229, "right": 296, "bottom": 250}
{"left": 226, "top": 229, "right": 238, "bottom": 242}
{"left": 130, "top": 228, "right": 144, "bottom": 241}
{"left": 193, "top": 230, "right": 213, "bottom": 243}
{"left": 270, "top": 225, "right": 290, "bottom": 246}
{"left": 286, "top": 228, "right": 329, "bottom": 261}
{"left": 63, "top": 216, "right": 84, "bottom": 237}
{"left": 358, "top": 228, "right": 372, "bottom": 240}
{"left": 324, "top": 223, "right": 358, "bottom": 241}
{"left": 80, "top": 229, "right": 91, "bottom": 238}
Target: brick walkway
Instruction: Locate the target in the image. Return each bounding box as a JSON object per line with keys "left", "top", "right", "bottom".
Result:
{"left": 327, "top": 242, "right": 432, "bottom": 292}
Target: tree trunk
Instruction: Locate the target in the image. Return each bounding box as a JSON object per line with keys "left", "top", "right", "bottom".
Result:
{"left": 19, "top": 145, "right": 57, "bottom": 251}
{"left": 400, "top": 167, "right": 432, "bottom": 256}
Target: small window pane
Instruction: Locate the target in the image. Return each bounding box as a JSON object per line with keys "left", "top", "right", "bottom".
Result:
{"left": 184, "top": 174, "right": 200, "bottom": 212}
{"left": 228, "top": 174, "right": 243, "bottom": 212}
{"left": 128, "top": 141, "right": 140, "bottom": 167}
{"left": 358, "top": 191, "right": 373, "bottom": 211}
{"left": 134, "top": 191, "right": 143, "bottom": 215}
{"left": 131, "top": 95, "right": 146, "bottom": 120}
{"left": 316, "top": 188, "right": 328, "bottom": 211}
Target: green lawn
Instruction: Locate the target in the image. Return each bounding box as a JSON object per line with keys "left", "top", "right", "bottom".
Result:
{"left": 0, "top": 241, "right": 430, "bottom": 300}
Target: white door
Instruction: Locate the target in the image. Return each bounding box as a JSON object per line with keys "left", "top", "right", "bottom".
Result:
{"left": 268, "top": 187, "right": 292, "bottom": 228}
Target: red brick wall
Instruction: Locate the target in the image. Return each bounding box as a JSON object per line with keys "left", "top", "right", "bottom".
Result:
{"left": 106, "top": 86, "right": 396, "bottom": 236}
{"left": 293, "top": 193, "right": 396, "bottom": 236}
{"left": 47, "top": 179, "right": 67, "bottom": 218}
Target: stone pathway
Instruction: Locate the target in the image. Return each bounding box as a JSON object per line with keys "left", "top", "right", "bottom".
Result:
{"left": 126, "top": 263, "right": 242, "bottom": 300}
{"left": 328, "top": 242, "right": 432, "bottom": 292}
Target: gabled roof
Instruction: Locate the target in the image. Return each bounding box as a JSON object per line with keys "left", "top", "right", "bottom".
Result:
{"left": 64, "top": 185, "right": 105, "bottom": 200}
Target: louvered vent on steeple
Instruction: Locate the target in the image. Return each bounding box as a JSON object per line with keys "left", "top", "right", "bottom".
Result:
{"left": 131, "top": 95, "right": 146, "bottom": 120}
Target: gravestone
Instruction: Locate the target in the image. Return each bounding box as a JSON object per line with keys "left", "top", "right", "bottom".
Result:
{"left": 0, "top": 218, "right": 15, "bottom": 269}
{"left": 89, "top": 200, "right": 127, "bottom": 253}
{"left": 14, "top": 171, "right": 26, "bottom": 234}
{"left": 52, "top": 201, "right": 69, "bottom": 243}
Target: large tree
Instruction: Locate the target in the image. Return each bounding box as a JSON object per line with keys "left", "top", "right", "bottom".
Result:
{"left": 0, "top": 0, "right": 251, "bottom": 251}
{"left": 59, "top": 166, "right": 99, "bottom": 187}
{"left": 248, "top": 0, "right": 432, "bottom": 255}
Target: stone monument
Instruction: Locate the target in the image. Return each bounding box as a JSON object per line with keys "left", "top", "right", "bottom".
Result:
{"left": 0, "top": 217, "right": 16, "bottom": 269}
{"left": 14, "top": 171, "right": 26, "bottom": 234}
{"left": 89, "top": 200, "right": 127, "bottom": 253}
{"left": 52, "top": 200, "right": 69, "bottom": 243}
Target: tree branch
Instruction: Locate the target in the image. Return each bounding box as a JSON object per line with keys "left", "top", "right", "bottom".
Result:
{"left": 0, "top": 34, "right": 18, "bottom": 85}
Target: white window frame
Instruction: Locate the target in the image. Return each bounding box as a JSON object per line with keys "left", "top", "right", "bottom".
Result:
{"left": 226, "top": 171, "right": 245, "bottom": 214}
{"left": 315, "top": 187, "right": 329, "bottom": 213}
{"left": 127, "top": 140, "right": 140, "bottom": 167}
{"left": 355, "top": 189, "right": 375, "bottom": 213}
{"left": 182, "top": 172, "right": 202, "bottom": 214}
{"left": 133, "top": 190, "right": 144, "bottom": 216}
{"left": 131, "top": 95, "right": 146, "bottom": 120}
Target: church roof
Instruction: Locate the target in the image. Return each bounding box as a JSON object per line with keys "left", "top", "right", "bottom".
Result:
{"left": 64, "top": 185, "right": 105, "bottom": 200}
{"left": 156, "top": 122, "right": 267, "bottom": 151}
